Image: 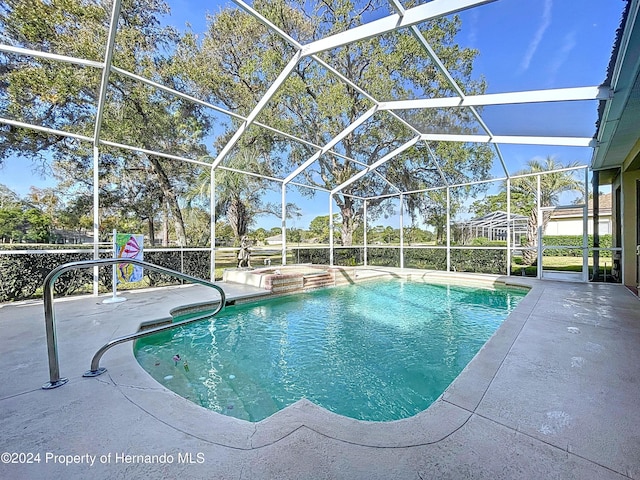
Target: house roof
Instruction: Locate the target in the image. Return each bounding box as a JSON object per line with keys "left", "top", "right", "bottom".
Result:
{"left": 550, "top": 193, "right": 612, "bottom": 219}
{"left": 592, "top": 0, "right": 640, "bottom": 173}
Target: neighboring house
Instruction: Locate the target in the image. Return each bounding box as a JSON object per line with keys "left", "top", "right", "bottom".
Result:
{"left": 51, "top": 229, "right": 94, "bottom": 244}
{"left": 265, "top": 234, "right": 282, "bottom": 246}
{"left": 545, "top": 193, "right": 612, "bottom": 236}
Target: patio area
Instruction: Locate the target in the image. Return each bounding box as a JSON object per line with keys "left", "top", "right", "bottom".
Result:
{"left": 0, "top": 269, "right": 638, "bottom": 479}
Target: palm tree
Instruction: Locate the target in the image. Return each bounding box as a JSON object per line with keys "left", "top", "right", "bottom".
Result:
{"left": 511, "top": 157, "right": 584, "bottom": 265}
{"left": 187, "top": 147, "right": 272, "bottom": 245}
{"left": 187, "top": 146, "right": 303, "bottom": 246}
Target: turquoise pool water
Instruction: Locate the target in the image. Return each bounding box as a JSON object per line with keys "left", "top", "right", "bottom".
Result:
{"left": 135, "top": 279, "right": 526, "bottom": 422}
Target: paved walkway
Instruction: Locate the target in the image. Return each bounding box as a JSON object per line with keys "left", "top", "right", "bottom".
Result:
{"left": 0, "top": 272, "right": 638, "bottom": 479}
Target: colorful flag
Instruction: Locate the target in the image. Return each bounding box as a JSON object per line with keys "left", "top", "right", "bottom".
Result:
{"left": 115, "top": 233, "right": 144, "bottom": 283}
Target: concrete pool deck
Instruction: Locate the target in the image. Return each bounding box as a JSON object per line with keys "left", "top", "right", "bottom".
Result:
{"left": 0, "top": 268, "right": 638, "bottom": 479}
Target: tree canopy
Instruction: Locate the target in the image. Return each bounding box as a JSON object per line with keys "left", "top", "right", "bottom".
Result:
{"left": 2, "top": 0, "right": 496, "bottom": 247}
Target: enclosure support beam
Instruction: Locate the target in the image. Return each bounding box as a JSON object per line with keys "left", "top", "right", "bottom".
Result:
{"left": 329, "top": 195, "right": 334, "bottom": 267}
{"left": 420, "top": 133, "right": 596, "bottom": 148}
{"left": 92, "top": 147, "right": 100, "bottom": 295}
{"left": 536, "top": 175, "right": 542, "bottom": 279}
{"left": 379, "top": 86, "right": 611, "bottom": 110}
{"left": 211, "top": 51, "right": 302, "bottom": 170}
{"left": 282, "top": 184, "right": 287, "bottom": 266}
{"left": 400, "top": 194, "right": 405, "bottom": 269}
{"left": 591, "top": 169, "right": 600, "bottom": 281}
{"left": 93, "top": 0, "right": 121, "bottom": 144}
{"left": 506, "top": 178, "right": 511, "bottom": 276}
{"left": 363, "top": 200, "right": 368, "bottom": 267}
{"left": 210, "top": 168, "right": 216, "bottom": 281}
{"left": 89, "top": 0, "right": 121, "bottom": 295}
{"left": 301, "top": 0, "right": 495, "bottom": 56}
{"left": 446, "top": 187, "right": 451, "bottom": 272}
{"left": 284, "top": 106, "right": 378, "bottom": 184}
{"left": 331, "top": 136, "right": 419, "bottom": 194}
{"left": 583, "top": 168, "right": 590, "bottom": 282}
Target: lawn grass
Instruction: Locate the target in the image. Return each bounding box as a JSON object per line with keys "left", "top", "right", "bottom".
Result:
{"left": 511, "top": 255, "right": 615, "bottom": 277}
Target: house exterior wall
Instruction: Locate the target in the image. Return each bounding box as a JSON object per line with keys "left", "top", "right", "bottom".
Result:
{"left": 620, "top": 168, "right": 640, "bottom": 287}
{"left": 544, "top": 216, "right": 612, "bottom": 236}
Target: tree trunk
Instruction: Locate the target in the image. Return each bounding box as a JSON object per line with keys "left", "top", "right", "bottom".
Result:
{"left": 341, "top": 212, "right": 353, "bottom": 246}
{"left": 522, "top": 209, "right": 539, "bottom": 265}
{"left": 339, "top": 197, "right": 356, "bottom": 246}
{"left": 162, "top": 207, "right": 169, "bottom": 247}
{"left": 522, "top": 208, "right": 554, "bottom": 265}
{"left": 148, "top": 156, "right": 187, "bottom": 246}
{"left": 227, "top": 195, "right": 248, "bottom": 244}
{"left": 147, "top": 217, "right": 155, "bottom": 246}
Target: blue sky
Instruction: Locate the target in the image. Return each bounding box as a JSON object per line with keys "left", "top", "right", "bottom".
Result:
{"left": 0, "top": 0, "right": 625, "bottom": 229}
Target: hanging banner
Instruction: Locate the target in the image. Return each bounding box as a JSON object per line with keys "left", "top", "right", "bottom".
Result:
{"left": 115, "top": 233, "right": 144, "bottom": 283}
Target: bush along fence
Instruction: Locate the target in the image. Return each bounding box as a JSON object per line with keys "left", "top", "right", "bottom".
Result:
{"left": 0, "top": 246, "right": 212, "bottom": 303}
{"left": 542, "top": 234, "right": 612, "bottom": 257}
{"left": 0, "top": 238, "right": 613, "bottom": 303}
{"left": 296, "top": 246, "right": 505, "bottom": 275}
{"left": 0, "top": 247, "right": 98, "bottom": 302}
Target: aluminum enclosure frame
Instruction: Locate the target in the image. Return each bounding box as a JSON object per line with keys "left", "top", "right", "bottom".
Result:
{"left": 0, "top": 0, "right": 609, "bottom": 282}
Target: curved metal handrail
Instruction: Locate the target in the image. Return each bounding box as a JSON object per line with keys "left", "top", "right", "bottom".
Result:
{"left": 42, "top": 258, "right": 226, "bottom": 389}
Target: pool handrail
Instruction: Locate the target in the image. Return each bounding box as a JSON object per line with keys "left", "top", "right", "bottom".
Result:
{"left": 41, "top": 257, "right": 226, "bottom": 389}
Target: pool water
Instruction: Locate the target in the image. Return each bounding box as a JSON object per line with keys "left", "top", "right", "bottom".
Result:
{"left": 135, "top": 279, "right": 526, "bottom": 422}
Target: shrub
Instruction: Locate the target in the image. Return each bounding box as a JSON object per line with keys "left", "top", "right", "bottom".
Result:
{"left": 543, "top": 234, "right": 612, "bottom": 257}
{"left": 404, "top": 248, "right": 447, "bottom": 270}
{"left": 0, "top": 247, "right": 213, "bottom": 303}
{"left": 451, "top": 249, "right": 507, "bottom": 274}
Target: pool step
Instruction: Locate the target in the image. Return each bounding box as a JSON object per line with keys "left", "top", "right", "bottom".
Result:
{"left": 302, "top": 272, "right": 334, "bottom": 290}
{"left": 265, "top": 271, "right": 335, "bottom": 294}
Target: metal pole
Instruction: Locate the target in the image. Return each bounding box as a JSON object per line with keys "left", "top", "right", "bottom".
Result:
{"left": 282, "top": 183, "right": 287, "bottom": 266}
{"left": 446, "top": 187, "right": 451, "bottom": 272}
{"left": 92, "top": 146, "right": 100, "bottom": 295}
{"left": 506, "top": 178, "right": 511, "bottom": 276}
{"left": 399, "top": 194, "right": 404, "bottom": 269}
{"left": 536, "top": 175, "right": 542, "bottom": 279}
{"left": 329, "top": 195, "right": 334, "bottom": 266}
{"left": 363, "top": 200, "right": 368, "bottom": 267}
{"left": 591, "top": 169, "right": 600, "bottom": 281}
{"left": 103, "top": 229, "right": 126, "bottom": 304}
{"left": 210, "top": 168, "right": 216, "bottom": 280}
{"left": 583, "top": 167, "right": 590, "bottom": 282}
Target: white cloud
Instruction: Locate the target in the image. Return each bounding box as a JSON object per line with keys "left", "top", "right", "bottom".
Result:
{"left": 547, "top": 30, "right": 577, "bottom": 85}
{"left": 467, "top": 10, "right": 480, "bottom": 47}
{"left": 519, "top": 0, "right": 553, "bottom": 72}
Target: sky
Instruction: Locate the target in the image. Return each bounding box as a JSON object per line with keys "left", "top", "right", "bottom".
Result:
{"left": 0, "top": 0, "right": 626, "bottom": 230}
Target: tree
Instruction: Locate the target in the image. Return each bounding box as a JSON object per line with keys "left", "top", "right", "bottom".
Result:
{"left": 187, "top": 146, "right": 281, "bottom": 245}
{"left": 186, "top": 0, "right": 492, "bottom": 246}
{"left": 0, "top": 206, "right": 24, "bottom": 242}
{"left": 0, "top": 200, "right": 51, "bottom": 243}
{"left": 0, "top": 184, "right": 22, "bottom": 208}
{"left": 0, "top": 0, "right": 210, "bottom": 246}
{"left": 308, "top": 214, "right": 340, "bottom": 243}
{"left": 22, "top": 207, "right": 52, "bottom": 242}
{"left": 511, "top": 157, "right": 583, "bottom": 265}
{"left": 252, "top": 228, "right": 268, "bottom": 245}
{"left": 469, "top": 191, "right": 533, "bottom": 219}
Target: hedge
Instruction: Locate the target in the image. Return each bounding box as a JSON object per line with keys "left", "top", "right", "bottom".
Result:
{"left": 451, "top": 249, "right": 507, "bottom": 274}
{"left": 543, "top": 234, "right": 612, "bottom": 257}
{"left": 293, "top": 246, "right": 506, "bottom": 273}
{"left": 0, "top": 249, "right": 106, "bottom": 302}
{"left": 0, "top": 247, "right": 212, "bottom": 303}
{"left": 404, "top": 248, "right": 447, "bottom": 270}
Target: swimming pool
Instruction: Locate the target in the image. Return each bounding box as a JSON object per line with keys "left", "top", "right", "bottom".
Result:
{"left": 134, "top": 278, "right": 527, "bottom": 422}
